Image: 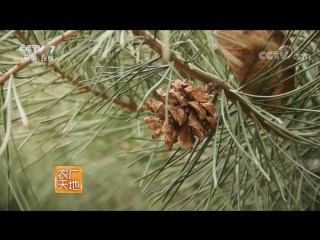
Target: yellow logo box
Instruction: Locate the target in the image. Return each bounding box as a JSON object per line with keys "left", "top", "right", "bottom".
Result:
{"left": 54, "top": 166, "right": 82, "bottom": 194}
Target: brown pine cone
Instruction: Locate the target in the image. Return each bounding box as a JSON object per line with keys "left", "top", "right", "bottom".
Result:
{"left": 144, "top": 79, "right": 218, "bottom": 150}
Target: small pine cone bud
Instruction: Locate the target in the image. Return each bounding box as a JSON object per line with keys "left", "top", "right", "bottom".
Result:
{"left": 144, "top": 79, "right": 218, "bottom": 150}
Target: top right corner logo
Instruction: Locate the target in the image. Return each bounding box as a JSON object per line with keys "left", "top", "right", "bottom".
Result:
{"left": 259, "top": 45, "right": 311, "bottom": 60}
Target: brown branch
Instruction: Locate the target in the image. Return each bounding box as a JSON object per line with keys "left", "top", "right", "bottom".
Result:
{"left": 45, "top": 64, "right": 138, "bottom": 111}
{"left": 13, "top": 30, "right": 139, "bottom": 112}
{"left": 131, "top": 31, "right": 226, "bottom": 84}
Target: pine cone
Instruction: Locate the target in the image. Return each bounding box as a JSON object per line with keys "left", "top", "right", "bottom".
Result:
{"left": 144, "top": 79, "right": 218, "bottom": 150}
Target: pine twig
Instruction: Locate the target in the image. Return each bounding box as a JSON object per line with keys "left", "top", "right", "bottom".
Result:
{"left": 131, "top": 30, "right": 271, "bottom": 130}
{"left": 131, "top": 31, "right": 233, "bottom": 94}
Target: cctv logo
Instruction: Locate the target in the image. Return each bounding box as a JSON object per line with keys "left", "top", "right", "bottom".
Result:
{"left": 19, "top": 45, "right": 55, "bottom": 53}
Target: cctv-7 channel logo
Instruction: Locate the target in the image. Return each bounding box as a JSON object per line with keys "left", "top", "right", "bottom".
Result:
{"left": 19, "top": 45, "right": 56, "bottom": 62}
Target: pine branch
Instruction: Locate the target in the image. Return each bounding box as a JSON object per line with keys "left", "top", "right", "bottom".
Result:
{"left": 131, "top": 30, "right": 320, "bottom": 150}
{"left": 12, "top": 30, "right": 139, "bottom": 112}
{"left": 131, "top": 31, "right": 230, "bottom": 87}
{"left": 131, "top": 30, "right": 271, "bottom": 130}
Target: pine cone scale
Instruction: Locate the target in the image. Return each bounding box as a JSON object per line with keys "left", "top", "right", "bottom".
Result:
{"left": 187, "top": 101, "right": 207, "bottom": 120}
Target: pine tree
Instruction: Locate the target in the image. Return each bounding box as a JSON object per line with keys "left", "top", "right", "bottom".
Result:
{"left": 0, "top": 30, "right": 319, "bottom": 210}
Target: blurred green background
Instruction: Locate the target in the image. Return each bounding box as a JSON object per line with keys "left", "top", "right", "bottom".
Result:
{"left": 0, "top": 124, "right": 152, "bottom": 210}
{"left": 0, "top": 74, "right": 154, "bottom": 210}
